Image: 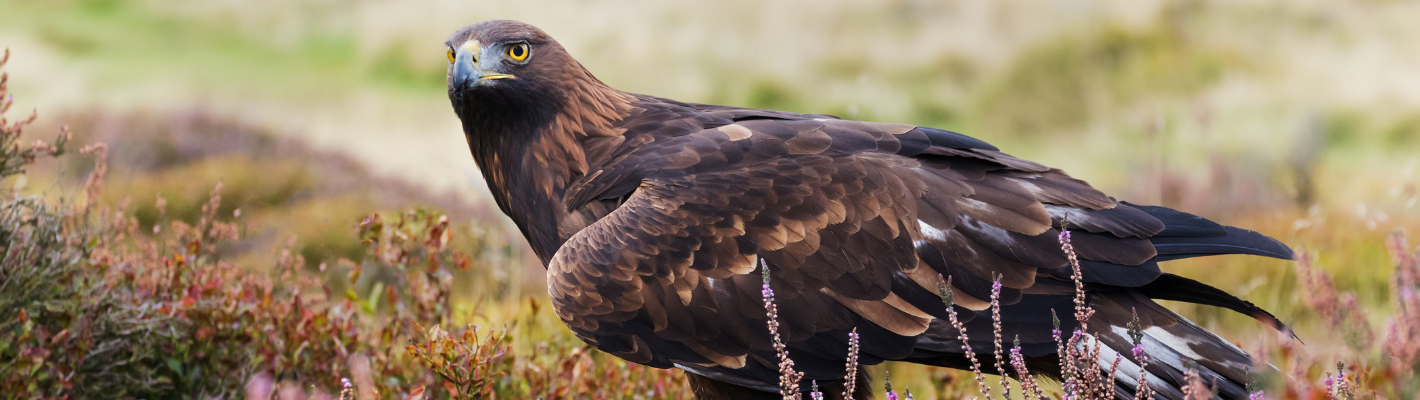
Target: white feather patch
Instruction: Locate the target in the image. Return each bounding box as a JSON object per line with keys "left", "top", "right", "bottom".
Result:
{"left": 918, "top": 220, "right": 949, "bottom": 242}
{"left": 1090, "top": 333, "right": 1175, "bottom": 392}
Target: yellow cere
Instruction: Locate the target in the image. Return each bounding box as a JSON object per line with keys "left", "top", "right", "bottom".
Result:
{"left": 460, "top": 40, "right": 481, "bottom": 53}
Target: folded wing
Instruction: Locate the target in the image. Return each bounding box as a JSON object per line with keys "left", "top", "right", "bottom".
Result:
{"left": 549, "top": 110, "right": 1290, "bottom": 396}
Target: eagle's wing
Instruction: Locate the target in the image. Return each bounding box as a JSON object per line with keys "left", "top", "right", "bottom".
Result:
{"left": 549, "top": 114, "right": 1289, "bottom": 396}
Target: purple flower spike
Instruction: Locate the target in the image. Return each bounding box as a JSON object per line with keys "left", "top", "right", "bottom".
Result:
{"left": 759, "top": 259, "right": 802, "bottom": 399}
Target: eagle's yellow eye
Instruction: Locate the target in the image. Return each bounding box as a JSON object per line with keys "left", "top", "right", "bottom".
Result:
{"left": 507, "top": 43, "right": 529, "bottom": 61}
{"left": 446, "top": 49, "right": 455, "bottom": 63}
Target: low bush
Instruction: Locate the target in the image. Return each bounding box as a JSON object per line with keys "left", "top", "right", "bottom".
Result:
{"left": 0, "top": 50, "right": 687, "bottom": 400}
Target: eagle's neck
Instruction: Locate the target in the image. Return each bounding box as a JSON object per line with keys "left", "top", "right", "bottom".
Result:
{"left": 463, "top": 71, "right": 633, "bottom": 264}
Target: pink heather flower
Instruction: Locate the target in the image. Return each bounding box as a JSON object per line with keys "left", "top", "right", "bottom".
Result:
{"left": 990, "top": 275, "right": 1012, "bottom": 400}
{"left": 937, "top": 274, "right": 991, "bottom": 398}
{"left": 844, "top": 328, "right": 860, "bottom": 397}
{"left": 760, "top": 260, "right": 802, "bottom": 399}
{"left": 810, "top": 380, "right": 824, "bottom": 400}
{"left": 1057, "top": 226, "right": 1115, "bottom": 398}
{"left": 1011, "top": 343, "right": 1044, "bottom": 399}
{"left": 1326, "top": 365, "right": 1352, "bottom": 398}
{"left": 1107, "top": 354, "right": 1124, "bottom": 394}
{"left": 1132, "top": 342, "right": 1152, "bottom": 400}
{"left": 885, "top": 370, "right": 898, "bottom": 400}
{"left": 338, "top": 377, "right": 355, "bottom": 400}
{"left": 1249, "top": 391, "right": 1265, "bottom": 400}
{"left": 1181, "top": 367, "right": 1209, "bottom": 399}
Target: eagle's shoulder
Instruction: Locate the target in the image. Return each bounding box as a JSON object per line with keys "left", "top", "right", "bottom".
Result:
{"left": 566, "top": 97, "right": 1008, "bottom": 213}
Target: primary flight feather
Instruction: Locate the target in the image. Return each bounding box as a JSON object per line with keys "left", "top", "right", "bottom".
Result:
{"left": 444, "top": 20, "right": 1290, "bottom": 400}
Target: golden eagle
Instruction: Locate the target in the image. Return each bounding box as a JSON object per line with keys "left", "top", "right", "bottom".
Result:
{"left": 444, "top": 20, "right": 1290, "bottom": 399}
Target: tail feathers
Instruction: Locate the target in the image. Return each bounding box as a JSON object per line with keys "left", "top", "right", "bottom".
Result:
{"left": 1122, "top": 202, "right": 1294, "bottom": 262}
{"left": 1093, "top": 312, "right": 1256, "bottom": 400}
{"left": 1138, "top": 274, "right": 1290, "bottom": 333}
{"left": 1151, "top": 226, "right": 1294, "bottom": 261}
{"left": 1122, "top": 202, "right": 1226, "bottom": 238}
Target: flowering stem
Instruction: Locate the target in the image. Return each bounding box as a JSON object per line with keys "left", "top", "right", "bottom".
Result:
{"left": 761, "top": 259, "right": 802, "bottom": 399}
{"left": 990, "top": 274, "right": 1013, "bottom": 399}
{"left": 844, "top": 328, "right": 860, "bottom": 397}
{"left": 938, "top": 274, "right": 991, "bottom": 398}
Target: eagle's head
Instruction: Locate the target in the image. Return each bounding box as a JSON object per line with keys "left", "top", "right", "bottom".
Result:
{"left": 444, "top": 20, "right": 591, "bottom": 135}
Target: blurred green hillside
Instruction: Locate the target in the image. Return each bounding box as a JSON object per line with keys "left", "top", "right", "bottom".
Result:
{"left": 2, "top": 0, "right": 1419, "bottom": 397}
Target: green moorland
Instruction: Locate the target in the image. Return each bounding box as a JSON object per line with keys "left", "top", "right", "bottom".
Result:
{"left": 2, "top": 0, "right": 1419, "bottom": 398}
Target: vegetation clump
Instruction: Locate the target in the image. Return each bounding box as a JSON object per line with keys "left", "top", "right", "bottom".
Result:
{"left": 0, "top": 51, "right": 688, "bottom": 400}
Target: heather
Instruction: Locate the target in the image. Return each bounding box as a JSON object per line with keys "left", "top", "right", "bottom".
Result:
{"left": 0, "top": 52, "right": 687, "bottom": 399}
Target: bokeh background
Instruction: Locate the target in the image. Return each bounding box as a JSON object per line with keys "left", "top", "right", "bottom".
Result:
{"left": 3, "top": 0, "right": 1419, "bottom": 397}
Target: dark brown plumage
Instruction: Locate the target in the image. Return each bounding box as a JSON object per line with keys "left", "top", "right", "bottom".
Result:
{"left": 444, "top": 20, "right": 1291, "bottom": 400}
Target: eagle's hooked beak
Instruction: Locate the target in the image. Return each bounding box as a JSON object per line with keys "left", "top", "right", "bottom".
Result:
{"left": 452, "top": 43, "right": 515, "bottom": 91}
